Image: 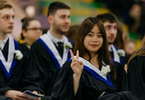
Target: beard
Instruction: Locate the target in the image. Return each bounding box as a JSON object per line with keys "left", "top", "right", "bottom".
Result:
{"left": 55, "top": 27, "right": 67, "bottom": 35}
{"left": 107, "top": 38, "right": 115, "bottom": 45}
{"left": 108, "top": 42, "right": 113, "bottom": 45}
{"left": 53, "top": 20, "right": 69, "bottom": 35}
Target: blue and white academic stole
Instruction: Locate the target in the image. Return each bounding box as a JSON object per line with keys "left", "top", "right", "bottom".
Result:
{"left": 38, "top": 34, "right": 71, "bottom": 69}
{"left": 110, "top": 45, "right": 122, "bottom": 65}
{"left": 0, "top": 36, "right": 19, "bottom": 82}
{"left": 68, "top": 57, "right": 114, "bottom": 88}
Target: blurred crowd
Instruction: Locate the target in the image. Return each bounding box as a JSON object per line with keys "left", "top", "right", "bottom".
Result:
{"left": 1, "top": 0, "right": 145, "bottom": 100}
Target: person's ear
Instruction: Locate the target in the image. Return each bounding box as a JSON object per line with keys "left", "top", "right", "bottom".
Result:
{"left": 22, "top": 29, "right": 27, "bottom": 38}
{"left": 47, "top": 16, "right": 53, "bottom": 24}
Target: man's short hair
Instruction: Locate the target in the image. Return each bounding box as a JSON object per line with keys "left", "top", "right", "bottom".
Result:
{"left": 96, "top": 13, "right": 118, "bottom": 24}
{"left": 0, "top": 2, "right": 12, "bottom": 10}
{"left": 47, "top": 1, "right": 70, "bottom": 16}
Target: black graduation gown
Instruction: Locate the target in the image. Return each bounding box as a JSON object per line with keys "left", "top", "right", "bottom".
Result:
{"left": 50, "top": 60, "right": 134, "bottom": 100}
{"left": 128, "top": 56, "right": 145, "bottom": 100}
{"left": 109, "top": 51, "right": 128, "bottom": 66}
{"left": 0, "top": 43, "right": 29, "bottom": 96}
{"left": 22, "top": 40, "right": 74, "bottom": 95}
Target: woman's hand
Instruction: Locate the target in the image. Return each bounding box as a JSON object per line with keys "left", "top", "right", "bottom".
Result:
{"left": 70, "top": 50, "right": 83, "bottom": 77}
{"left": 70, "top": 50, "right": 83, "bottom": 95}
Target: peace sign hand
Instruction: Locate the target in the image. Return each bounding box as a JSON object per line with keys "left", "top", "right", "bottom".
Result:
{"left": 70, "top": 50, "right": 83, "bottom": 77}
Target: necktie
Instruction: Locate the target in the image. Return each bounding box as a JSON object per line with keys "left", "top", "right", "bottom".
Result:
{"left": 109, "top": 51, "right": 114, "bottom": 59}
{"left": 57, "top": 42, "right": 63, "bottom": 58}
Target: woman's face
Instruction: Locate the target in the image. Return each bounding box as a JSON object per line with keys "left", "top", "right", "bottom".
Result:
{"left": 84, "top": 24, "right": 103, "bottom": 55}
{"left": 24, "top": 20, "right": 42, "bottom": 45}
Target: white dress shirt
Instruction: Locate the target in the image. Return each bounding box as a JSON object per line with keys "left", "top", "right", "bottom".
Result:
{"left": 0, "top": 36, "right": 8, "bottom": 50}
{"left": 47, "top": 31, "right": 64, "bottom": 47}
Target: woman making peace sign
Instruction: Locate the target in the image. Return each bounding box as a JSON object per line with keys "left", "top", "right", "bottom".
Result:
{"left": 51, "top": 17, "right": 137, "bottom": 100}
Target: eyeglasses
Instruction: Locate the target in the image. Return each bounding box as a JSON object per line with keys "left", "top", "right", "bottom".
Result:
{"left": 27, "top": 28, "right": 43, "bottom": 31}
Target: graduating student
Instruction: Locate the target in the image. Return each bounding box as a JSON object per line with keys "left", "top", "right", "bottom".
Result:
{"left": 96, "top": 13, "right": 127, "bottom": 65}
{"left": 51, "top": 17, "right": 137, "bottom": 100}
{"left": 19, "top": 17, "right": 43, "bottom": 49}
{"left": 0, "top": 3, "right": 31, "bottom": 100}
{"left": 23, "top": 1, "right": 74, "bottom": 96}
{"left": 127, "top": 36, "right": 145, "bottom": 100}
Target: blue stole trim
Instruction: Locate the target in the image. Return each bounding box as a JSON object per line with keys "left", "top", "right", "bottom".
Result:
{"left": 38, "top": 38, "right": 72, "bottom": 69}
{"left": 68, "top": 59, "right": 114, "bottom": 88}
{"left": 111, "top": 59, "right": 114, "bottom": 63}
{"left": 67, "top": 39, "right": 71, "bottom": 60}
{"left": 0, "top": 40, "right": 19, "bottom": 82}
{"left": 113, "top": 45, "right": 123, "bottom": 65}
{"left": 38, "top": 38, "right": 61, "bottom": 69}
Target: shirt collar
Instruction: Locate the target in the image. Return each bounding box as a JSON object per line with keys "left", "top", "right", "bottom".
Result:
{"left": 0, "top": 36, "right": 9, "bottom": 50}
{"left": 109, "top": 45, "right": 112, "bottom": 51}
{"left": 47, "top": 30, "right": 64, "bottom": 44}
{"left": 0, "top": 36, "right": 9, "bottom": 43}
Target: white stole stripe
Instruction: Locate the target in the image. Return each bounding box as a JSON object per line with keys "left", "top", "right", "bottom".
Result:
{"left": 75, "top": 56, "right": 107, "bottom": 80}
{"left": 0, "top": 36, "right": 14, "bottom": 72}
{"left": 40, "top": 32, "right": 69, "bottom": 67}
{"left": 110, "top": 45, "right": 120, "bottom": 63}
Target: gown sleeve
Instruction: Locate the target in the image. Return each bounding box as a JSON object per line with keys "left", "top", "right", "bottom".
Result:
{"left": 128, "top": 56, "right": 145, "bottom": 100}
{"left": 51, "top": 61, "right": 76, "bottom": 100}
{"left": 22, "top": 41, "right": 46, "bottom": 94}
{"left": 113, "top": 61, "right": 128, "bottom": 91}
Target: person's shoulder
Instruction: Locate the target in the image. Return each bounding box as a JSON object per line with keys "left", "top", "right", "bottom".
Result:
{"left": 130, "top": 55, "right": 145, "bottom": 62}
{"left": 63, "top": 60, "right": 72, "bottom": 66}
{"left": 128, "top": 55, "right": 145, "bottom": 72}
{"left": 31, "top": 39, "right": 44, "bottom": 49}
{"left": 128, "top": 55, "right": 145, "bottom": 67}
{"left": 113, "top": 45, "right": 119, "bottom": 50}
{"left": 62, "top": 60, "right": 72, "bottom": 69}
{"left": 19, "top": 43, "right": 29, "bottom": 51}
{"left": 113, "top": 61, "right": 123, "bottom": 68}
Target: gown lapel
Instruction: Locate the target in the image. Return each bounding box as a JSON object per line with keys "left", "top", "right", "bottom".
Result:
{"left": 38, "top": 33, "right": 71, "bottom": 68}
{"left": 68, "top": 57, "right": 114, "bottom": 87}
{"left": 0, "top": 36, "right": 19, "bottom": 82}
{"left": 110, "top": 45, "right": 120, "bottom": 63}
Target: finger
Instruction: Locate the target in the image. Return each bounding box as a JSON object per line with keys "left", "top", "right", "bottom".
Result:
{"left": 35, "top": 98, "right": 41, "bottom": 100}
{"left": 76, "top": 50, "right": 79, "bottom": 60}
{"left": 71, "top": 62, "right": 77, "bottom": 68}
{"left": 79, "top": 61, "right": 83, "bottom": 65}
{"left": 72, "top": 61, "right": 79, "bottom": 66}
{"left": 70, "top": 49, "right": 74, "bottom": 61}
{"left": 18, "top": 94, "right": 27, "bottom": 98}
{"left": 17, "top": 94, "right": 28, "bottom": 100}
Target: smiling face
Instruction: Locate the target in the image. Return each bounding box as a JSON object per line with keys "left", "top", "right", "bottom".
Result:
{"left": 84, "top": 24, "right": 103, "bottom": 55}
{"left": 0, "top": 8, "right": 14, "bottom": 34}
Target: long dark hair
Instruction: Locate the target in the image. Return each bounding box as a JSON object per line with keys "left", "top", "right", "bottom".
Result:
{"left": 114, "top": 23, "right": 125, "bottom": 49}
{"left": 74, "top": 17, "right": 116, "bottom": 80}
